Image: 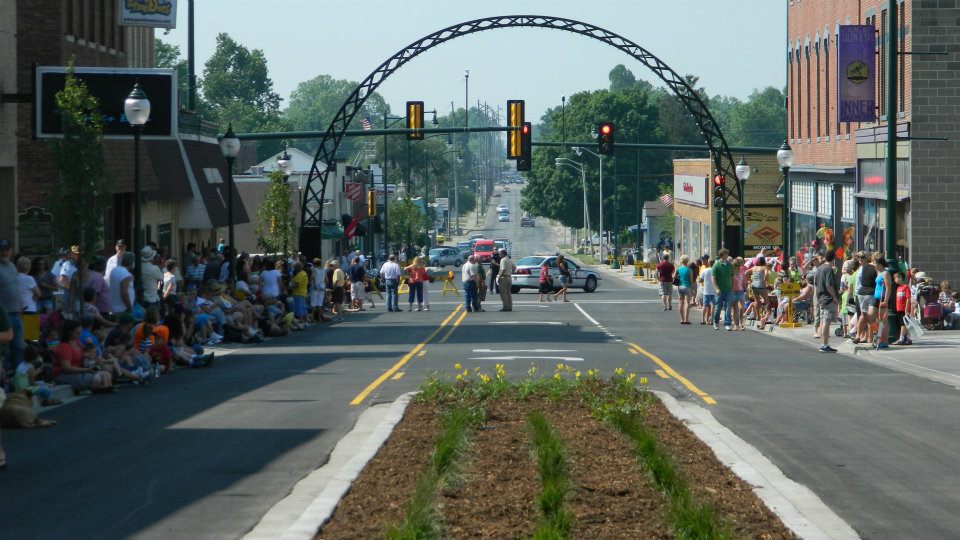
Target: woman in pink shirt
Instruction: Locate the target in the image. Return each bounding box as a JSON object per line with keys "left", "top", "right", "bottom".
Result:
{"left": 731, "top": 257, "right": 747, "bottom": 330}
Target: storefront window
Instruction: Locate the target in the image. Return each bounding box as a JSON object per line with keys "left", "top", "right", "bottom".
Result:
{"left": 702, "top": 223, "right": 711, "bottom": 256}
{"left": 861, "top": 199, "right": 880, "bottom": 253}
{"left": 793, "top": 213, "right": 817, "bottom": 261}
{"left": 689, "top": 219, "right": 699, "bottom": 260}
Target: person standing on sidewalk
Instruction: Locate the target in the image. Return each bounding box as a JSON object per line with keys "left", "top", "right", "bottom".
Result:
{"left": 814, "top": 250, "right": 841, "bottom": 353}
{"left": 711, "top": 249, "right": 735, "bottom": 331}
{"left": 379, "top": 255, "right": 401, "bottom": 312}
{"left": 893, "top": 271, "right": 913, "bottom": 345}
{"left": 656, "top": 253, "right": 675, "bottom": 311}
{"left": 497, "top": 250, "right": 515, "bottom": 311}
{"left": 675, "top": 255, "right": 693, "bottom": 324}
{"left": 0, "top": 240, "right": 24, "bottom": 377}
{"left": 489, "top": 250, "right": 501, "bottom": 294}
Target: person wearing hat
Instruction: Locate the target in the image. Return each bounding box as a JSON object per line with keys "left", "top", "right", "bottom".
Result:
{"left": 51, "top": 247, "right": 69, "bottom": 278}
{"left": 105, "top": 239, "right": 126, "bottom": 278}
{"left": 0, "top": 239, "right": 26, "bottom": 374}
{"left": 327, "top": 260, "right": 345, "bottom": 320}
{"left": 109, "top": 251, "right": 136, "bottom": 315}
{"left": 140, "top": 246, "right": 164, "bottom": 308}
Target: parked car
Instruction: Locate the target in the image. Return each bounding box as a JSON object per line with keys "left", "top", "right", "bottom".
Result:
{"left": 469, "top": 233, "right": 485, "bottom": 241}
{"left": 497, "top": 212, "right": 510, "bottom": 222}
{"left": 428, "top": 247, "right": 463, "bottom": 267}
{"left": 494, "top": 239, "right": 511, "bottom": 256}
{"left": 473, "top": 239, "right": 497, "bottom": 263}
{"left": 510, "top": 255, "right": 600, "bottom": 293}
{"left": 520, "top": 216, "right": 535, "bottom": 227}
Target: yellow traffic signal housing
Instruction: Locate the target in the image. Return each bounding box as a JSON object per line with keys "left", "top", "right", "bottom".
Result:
{"left": 407, "top": 101, "right": 424, "bottom": 140}
{"left": 368, "top": 190, "right": 378, "bottom": 216}
{"left": 507, "top": 100, "right": 525, "bottom": 158}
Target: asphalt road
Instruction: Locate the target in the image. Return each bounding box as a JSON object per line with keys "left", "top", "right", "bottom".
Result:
{"left": 4, "top": 186, "right": 960, "bottom": 539}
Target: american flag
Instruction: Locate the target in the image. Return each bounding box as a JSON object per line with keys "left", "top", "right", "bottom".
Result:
{"left": 360, "top": 117, "right": 373, "bottom": 130}
{"left": 658, "top": 194, "right": 674, "bottom": 208}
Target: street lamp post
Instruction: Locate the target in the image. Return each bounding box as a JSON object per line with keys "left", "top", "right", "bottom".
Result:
{"left": 735, "top": 156, "right": 751, "bottom": 257}
{"left": 556, "top": 157, "right": 593, "bottom": 257}
{"left": 573, "top": 146, "right": 603, "bottom": 259}
{"left": 219, "top": 123, "right": 241, "bottom": 285}
{"left": 276, "top": 148, "right": 293, "bottom": 255}
{"left": 124, "top": 83, "right": 150, "bottom": 304}
{"left": 777, "top": 141, "right": 794, "bottom": 261}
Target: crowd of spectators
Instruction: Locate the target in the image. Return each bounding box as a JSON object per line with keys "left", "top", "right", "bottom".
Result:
{"left": 0, "top": 238, "right": 364, "bottom": 406}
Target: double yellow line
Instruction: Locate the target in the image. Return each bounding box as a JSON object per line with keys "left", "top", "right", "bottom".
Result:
{"left": 350, "top": 305, "right": 466, "bottom": 405}
{"left": 627, "top": 342, "right": 716, "bottom": 405}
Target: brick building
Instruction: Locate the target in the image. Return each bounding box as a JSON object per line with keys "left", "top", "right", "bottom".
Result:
{"left": 1, "top": 1, "right": 246, "bottom": 259}
{"left": 787, "top": 0, "right": 960, "bottom": 284}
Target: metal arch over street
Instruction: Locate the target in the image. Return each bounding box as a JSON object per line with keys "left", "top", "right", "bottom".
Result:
{"left": 301, "top": 14, "right": 743, "bottom": 256}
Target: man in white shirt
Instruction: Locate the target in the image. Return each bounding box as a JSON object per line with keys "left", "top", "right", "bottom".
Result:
{"left": 379, "top": 255, "right": 401, "bottom": 312}
{"left": 140, "top": 246, "right": 164, "bottom": 307}
{"left": 105, "top": 239, "right": 125, "bottom": 278}
{"left": 109, "top": 252, "right": 135, "bottom": 314}
{"left": 461, "top": 255, "right": 481, "bottom": 312}
{"left": 497, "top": 250, "right": 516, "bottom": 312}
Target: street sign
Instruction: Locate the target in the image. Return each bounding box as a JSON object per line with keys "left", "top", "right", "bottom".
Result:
{"left": 375, "top": 184, "right": 397, "bottom": 205}
{"left": 344, "top": 182, "right": 363, "bottom": 201}
{"left": 436, "top": 197, "right": 449, "bottom": 211}
{"left": 780, "top": 282, "right": 801, "bottom": 297}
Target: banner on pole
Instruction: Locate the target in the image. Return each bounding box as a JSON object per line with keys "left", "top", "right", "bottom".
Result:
{"left": 837, "top": 25, "right": 876, "bottom": 122}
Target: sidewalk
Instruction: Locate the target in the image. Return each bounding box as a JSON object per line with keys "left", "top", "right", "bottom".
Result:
{"left": 591, "top": 262, "right": 960, "bottom": 389}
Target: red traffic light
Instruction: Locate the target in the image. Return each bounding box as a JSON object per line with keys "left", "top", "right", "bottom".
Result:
{"left": 713, "top": 175, "right": 726, "bottom": 187}
{"left": 600, "top": 124, "right": 612, "bottom": 135}
{"left": 522, "top": 124, "right": 530, "bottom": 135}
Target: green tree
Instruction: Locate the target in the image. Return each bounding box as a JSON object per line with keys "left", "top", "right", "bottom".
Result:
{"left": 608, "top": 64, "right": 637, "bottom": 92}
{"left": 155, "top": 38, "right": 191, "bottom": 108}
{"left": 255, "top": 170, "right": 296, "bottom": 255}
{"left": 48, "top": 60, "right": 111, "bottom": 256}
{"left": 722, "top": 87, "right": 787, "bottom": 147}
{"left": 387, "top": 197, "right": 429, "bottom": 250}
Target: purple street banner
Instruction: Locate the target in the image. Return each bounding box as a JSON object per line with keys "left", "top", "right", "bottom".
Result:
{"left": 837, "top": 25, "right": 876, "bottom": 122}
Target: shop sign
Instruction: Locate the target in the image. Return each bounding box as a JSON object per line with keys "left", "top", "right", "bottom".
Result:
{"left": 673, "top": 175, "right": 707, "bottom": 206}
{"left": 838, "top": 25, "right": 876, "bottom": 122}
{"left": 119, "top": 0, "right": 178, "bottom": 29}
{"left": 741, "top": 205, "right": 783, "bottom": 254}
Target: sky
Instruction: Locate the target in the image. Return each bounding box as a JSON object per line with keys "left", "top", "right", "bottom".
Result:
{"left": 161, "top": 0, "right": 785, "bottom": 122}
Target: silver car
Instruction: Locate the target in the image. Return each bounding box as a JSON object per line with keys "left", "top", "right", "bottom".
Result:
{"left": 428, "top": 247, "right": 463, "bottom": 267}
{"left": 510, "top": 255, "right": 600, "bottom": 293}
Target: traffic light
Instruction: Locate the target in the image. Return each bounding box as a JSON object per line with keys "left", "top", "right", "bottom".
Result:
{"left": 713, "top": 175, "right": 726, "bottom": 208}
{"left": 517, "top": 122, "right": 532, "bottom": 172}
{"left": 406, "top": 101, "right": 424, "bottom": 140}
{"left": 597, "top": 122, "right": 614, "bottom": 154}
{"left": 367, "top": 190, "right": 377, "bottom": 216}
{"left": 507, "top": 100, "right": 525, "bottom": 159}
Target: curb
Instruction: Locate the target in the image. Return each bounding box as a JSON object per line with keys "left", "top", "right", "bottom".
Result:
{"left": 243, "top": 392, "right": 416, "bottom": 540}
{"left": 654, "top": 391, "right": 861, "bottom": 540}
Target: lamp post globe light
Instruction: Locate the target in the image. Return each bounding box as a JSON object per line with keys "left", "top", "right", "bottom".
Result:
{"left": 776, "top": 141, "right": 794, "bottom": 260}
{"left": 276, "top": 148, "right": 293, "bottom": 177}
{"left": 219, "top": 123, "right": 241, "bottom": 285}
{"left": 735, "top": 157, "right": 751, "bottom": 257}
{"left": 124, "top": 83, "right": 150, "bottom": 304}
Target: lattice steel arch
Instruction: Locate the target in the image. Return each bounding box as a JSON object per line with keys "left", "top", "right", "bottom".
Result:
{"left": 302, "top": 15, "right": 742, "bottom": 257}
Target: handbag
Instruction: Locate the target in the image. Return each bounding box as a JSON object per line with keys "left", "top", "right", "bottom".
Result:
{"left": 903, "top": 314, "right": 924, "bottom": 339}
{"left": 673, "top": 274, "right": 680, "bottom": 287}
{"left": 922, "top": 303, "right": 942, "bottom": 319}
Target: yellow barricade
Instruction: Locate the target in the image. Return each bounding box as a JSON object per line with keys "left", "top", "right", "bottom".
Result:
{"left": 634, "top": 263, "right": 644, "bottom": 280}
{"left": 366, "top": 277, "right": 384, "bottom": 299}
{"left": 617, "top": 256, "right": 626, "bottom": 272}
{"left": 397, "top": 276, "right": 409, "bottom": 294}
{"left": 441, "top": 271, "right": 459, "bottom": 296}
{"left": 778, "top": 281, "right": 802, "bottom": 328}
{"left": 23, "top": 313, "right": 40, "bottom": 342}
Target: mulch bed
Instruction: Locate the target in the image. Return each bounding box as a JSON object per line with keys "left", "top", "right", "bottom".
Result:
{"left": 317, "top": 392, "right": 799, "bottom": 539}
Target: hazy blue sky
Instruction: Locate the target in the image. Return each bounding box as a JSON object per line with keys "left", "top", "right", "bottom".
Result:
{"left": 162, "top": 1, "right": 785, "bottom": 122}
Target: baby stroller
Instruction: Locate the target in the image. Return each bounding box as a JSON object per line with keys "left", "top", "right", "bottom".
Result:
{"left": 915, "top": 282, "right": 944, "bottom": 331}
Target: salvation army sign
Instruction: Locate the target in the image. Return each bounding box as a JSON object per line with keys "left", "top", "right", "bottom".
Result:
{"left": 837, "top": 25, "right": 875, "bottom": 122}
{"left": 673, "top": 174, "right": 707, "bottom": 207}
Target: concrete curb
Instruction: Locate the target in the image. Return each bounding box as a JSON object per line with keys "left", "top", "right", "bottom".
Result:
{"left": 654, "top": 391, "right": 860, "bottom": 540}
{"left": 244, "top": 392, "right": 416, "bottom": 540}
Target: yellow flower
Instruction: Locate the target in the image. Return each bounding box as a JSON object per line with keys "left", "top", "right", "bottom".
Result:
{"left": 454, "top": 363, "right": 462, "bottom": 371}
{"left": 462, "top": 369, "right": 469, "bottom": 377}
{"left": 455, "top": 373, "right": 464, "bottom": 382}
{"left": 627, "top": 373, "right": 636, "bottom": 383}
{"left": 575, "top": 371, "right": 581, "bottom": 379}
{"left": 553, "top": 373, "right": 561, "bottom": 380}
{"left": 615, "top": 367, "right": 624, "bottom": 376}
{"left": 479, "top": 374, "right": 491, "bottom": 384}
{"left": 639, "top": 377, "right": 649, "bottom": 386}
{"left": 527, "top": 365, "right": 538, "bottom": 376}
{"left": 556, "top": 363, "right": 564, "bottom": 371}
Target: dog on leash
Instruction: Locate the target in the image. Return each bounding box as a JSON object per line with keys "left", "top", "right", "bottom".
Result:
{"left": 0, "top": 391, "right": 57, "bottom": 428}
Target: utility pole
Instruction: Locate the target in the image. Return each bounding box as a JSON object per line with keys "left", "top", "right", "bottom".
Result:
{"left": 884, "top": 0, "right": 900, "bottom": 338}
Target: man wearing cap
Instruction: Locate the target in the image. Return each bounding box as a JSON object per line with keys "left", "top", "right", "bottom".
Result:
{"left": 51, "top": 247, "right": 69, "bottom": 278}
{"left": 0, "top": 239, "right": 25, "bottom": 374}
{"left": 105, "top": 239, "right": 126, "bottom": 278}
{"left": 59, "top": 245, "right": 80, "bottom": 291}
{"left": 140, "top": 246, "right": 163, "bottom": 308}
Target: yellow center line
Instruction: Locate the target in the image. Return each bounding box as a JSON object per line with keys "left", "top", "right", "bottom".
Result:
{"left": 628, "top": 342, "right": 716, "bottom": 405}
{"left": 654, "top": 369, "right": 670, "bottom": 379}
{"left": 437, "top": 309, "right": 468, "bottom": 344}
{"left": 350, "top": 305, "right": 462, "bottom": 405}
{"left": 391, "top": 372, "right": 405, "bottom": 380}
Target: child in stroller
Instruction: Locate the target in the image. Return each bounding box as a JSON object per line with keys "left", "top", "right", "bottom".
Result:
{"left": 914, "top": 277, "right": 943, "bottom": 330}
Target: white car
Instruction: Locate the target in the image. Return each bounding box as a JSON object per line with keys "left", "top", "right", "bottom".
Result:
{"left": 510, "top": 255, "right": 600, "bottom": 293}
{"left": 497, "top": 203, "right": 509, "bottom": 213}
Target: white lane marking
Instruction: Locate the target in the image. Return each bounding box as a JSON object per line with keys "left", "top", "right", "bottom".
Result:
{"left": 573, "top": 303, "right": 601, "bottom": 326}
{"left": 468, "top": 356, "right": 585, "bottom": 362}
{"left": 489, "top": 321, "right": 563, "bottom": 325}
{"left": 472, "top": 348, "right": 576, "bottom": 353}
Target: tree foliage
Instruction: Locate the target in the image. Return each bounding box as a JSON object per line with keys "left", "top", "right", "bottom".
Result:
{"left": 48, "top": 60, "right": 111, "bottom": 257}
{"left": 255, "top": 170, "right": 296, "bottom": 255}
{"left": 155, "top": 38, "right": 191, "bottom": 108}
{"left": 387, "top": 197, "right": 429, "bottom": 250}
